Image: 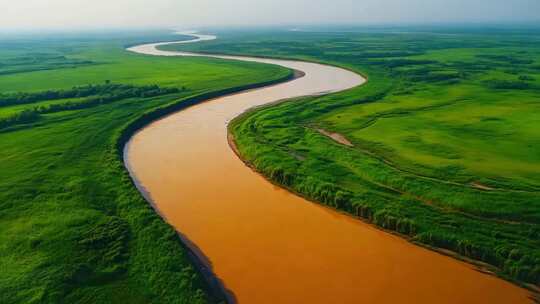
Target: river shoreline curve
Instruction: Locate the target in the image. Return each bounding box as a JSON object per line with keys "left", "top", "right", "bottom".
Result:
{"left": 120, "top": 34, "right": 303, "bottom": 303}
{"left": 123, "top": 32, "right": 533, "bottom": 304}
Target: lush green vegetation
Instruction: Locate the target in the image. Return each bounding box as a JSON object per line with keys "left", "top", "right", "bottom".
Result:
{"left": 0, "top": 31, "right": 292, "bottom": 303}
{"left": 164, "top": 27, "right": 540, "bottom": 286}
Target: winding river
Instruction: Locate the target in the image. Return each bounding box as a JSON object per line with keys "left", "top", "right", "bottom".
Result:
{"left": 124, "top": 33, "right": 533, "bottom": 303}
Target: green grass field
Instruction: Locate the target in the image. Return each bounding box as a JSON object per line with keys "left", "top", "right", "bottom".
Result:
{"left": 163, "top": 27, "right": 540, "bottom": 286}
{"left": 0, "top": 31, "right": 291, "bottom": 303}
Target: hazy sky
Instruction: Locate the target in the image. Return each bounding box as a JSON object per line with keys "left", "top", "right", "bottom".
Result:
{"left": 2, "top": 0, "right": 539, "bottom": 30}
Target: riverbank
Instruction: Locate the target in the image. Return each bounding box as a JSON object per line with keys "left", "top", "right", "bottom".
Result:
{"left": 0, "top": 31, "right": 293, "bottom": 303}
{"left": 120, "top": 69, "right": 298, "bottom": 303}
{"left": 173, "top": 30, "right": 540, "bottom": 288}
{"left": 125, "top": 33, "right": 533, "bottom": 303}
{"left": 228, "top": 111, "right": 539, "bottom": 296}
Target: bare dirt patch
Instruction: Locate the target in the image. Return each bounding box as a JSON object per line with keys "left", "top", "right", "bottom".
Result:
{"left": 316, "top": 128, "right": 354, "bottom": 147}
{"left": 471, "top": 182, "right": 494, "bottom": 191}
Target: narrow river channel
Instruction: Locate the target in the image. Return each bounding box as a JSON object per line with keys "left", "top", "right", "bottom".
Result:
{"left": 124, "top": 32, "right": 533, "bottom": 303}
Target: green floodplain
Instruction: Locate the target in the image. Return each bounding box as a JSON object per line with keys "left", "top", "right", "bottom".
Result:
{"left": 0, "top": 26, "right": 539, "bottom": 303}
{"left": 163, "top": 27, "right": 540, "bottom": 286}
{"left": 0, "top": 31, "right": 291, "bottom": 303}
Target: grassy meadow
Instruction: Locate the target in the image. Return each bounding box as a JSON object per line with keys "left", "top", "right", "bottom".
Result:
{"left": 0, "top": 31, "right": 291, "bottom": 303}
{"left": 163, "top": 27, "right": 540, "bottom": 286}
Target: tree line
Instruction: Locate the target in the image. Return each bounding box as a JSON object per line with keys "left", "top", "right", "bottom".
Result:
{"left": 0, "top": 83, "right": 182, "bottom": 107}
{"left": 0, "top": 83, "right": 184, "bottom": 130}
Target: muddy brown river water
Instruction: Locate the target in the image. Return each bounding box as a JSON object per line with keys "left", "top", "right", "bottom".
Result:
{"left": 124, "top": 33, "right": 533, "bottom": 303}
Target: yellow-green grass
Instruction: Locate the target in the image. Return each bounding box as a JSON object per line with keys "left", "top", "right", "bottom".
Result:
{"left": 322, "top": 84, "right": 540, "bottom": 187}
